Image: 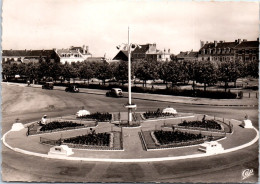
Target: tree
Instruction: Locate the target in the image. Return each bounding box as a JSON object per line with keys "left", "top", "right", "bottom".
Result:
{"left": 2, "top": 63, "right": 11, "bottom": 80}
{"left": 218, "top": 60, "right": 241, "bottom": 91}
{"left": 134, "top": 59, "right": 159, "bottom": 87}
{"left": 246, "top": 59, "right": 259, "bottom": 78}
{"left": 25, "top": 62, "right": 39, "bottom": 82}
{"left": 113, "top": 61, "right": 129, "bottom": 85}
{"left": 165, "top": 61, "right": 181, "bottom": 87}
{"left": 158, "top": 62, "right": 170, "bottom": 88}
{"left": 79, "top": 62, "right": 95, "bottom": 84}
{"left": 95, "top": 61, "right": 113, "bottom": 85}
{"left": 195, "top": 61, "right": 218, "bottom": 91}
{"left": 61, "top": 63, "right": 76, "bottom": 82}
{"left": 49, "top": 62, "right": 62, "bottom": 82}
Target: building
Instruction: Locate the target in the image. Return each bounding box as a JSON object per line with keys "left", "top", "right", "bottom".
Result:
{"left": 176, "top": 50, "right": 198, "bottom": 61}
{"left": 2, "top": 49, "right": 57, "bottom": 63}
{"left": 55, "top": 49, "right": 85, "bottom": 64}
{"left": 112, "top": 43, "right": 171, "bottom": 62}
{"left": 234, "top": 40, "right": 259, "bottom": 62}
{"left": 198, "top": 38, "right": 259, "bottom": 62}
{"left": 70, "top": 45, "right": 92, "bottom": 60}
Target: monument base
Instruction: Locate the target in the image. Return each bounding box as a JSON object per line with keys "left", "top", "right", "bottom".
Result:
{"left": 241, "top": 120, "right": 253, "bottom": 129}
{"left": 11, "top": 123, "right": 24, "bottom": 131}
{"left": 48, "top": 145, "right": 74, "bottom": 157}
{"left": 198, "top": 141, "right": 224, "bottom": 154}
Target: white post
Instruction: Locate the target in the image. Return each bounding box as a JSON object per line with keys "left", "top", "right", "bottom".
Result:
{"left": 128, "top": 27, "right": 132, "bottom": 123}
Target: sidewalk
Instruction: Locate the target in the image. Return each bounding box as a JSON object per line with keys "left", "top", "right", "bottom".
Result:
{"left": 3, "top": 82, "right": 258, "bottom": 107}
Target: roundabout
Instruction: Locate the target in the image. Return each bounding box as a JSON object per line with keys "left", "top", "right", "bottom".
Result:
{"left": 3, "top": 112, "right": 259, "bottom": 163}
{"left": 2, "top": 83, "right": 259, "bottom": 182}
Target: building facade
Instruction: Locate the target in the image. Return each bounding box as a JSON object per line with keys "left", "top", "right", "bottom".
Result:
{"left": 55, "top": 49, "right": 85, "bottom": 64}
{"left": 198, "top": 38, "right": 259, "bottom": 62}
{"left": 2, "top": 49, "right": 57, "bottom": 63}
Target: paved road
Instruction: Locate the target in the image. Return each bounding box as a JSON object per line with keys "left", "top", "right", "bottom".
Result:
{"left": 2, "top": 83, "right": 258, "bottom": 182}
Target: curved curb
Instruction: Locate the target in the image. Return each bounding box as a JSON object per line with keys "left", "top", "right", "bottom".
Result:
{"left": 3, "top": 125, "right": 259, "bottom": 163}
{"left": 132, "top": 97, "right": 258, "bottom": 107}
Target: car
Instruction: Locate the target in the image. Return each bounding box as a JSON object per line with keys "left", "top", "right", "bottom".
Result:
{"left": 42, "top": 82, "right": 54, "bottom": 90}
{"left": 65, "top": 85, "right": 79, "bottom": 92}
{"left": 106, "top": 88, "right": 123, "bottom": 97}
{"left": 76, "top": 110, "right": 90, "bottom": 118}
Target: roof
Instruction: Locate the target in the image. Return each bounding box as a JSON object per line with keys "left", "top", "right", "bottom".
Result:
{"left": 56, "top": 49, "right": 79, "bottom": 55}
{"left": 112, "top": 50, "right": 128, "bottom": 61}
{"left": 200, "top": 39, "right": 259, "bottom": 51}
{"left": 235, "top": 41, "right": 259, "bottom": 49}
{"left": 70, "top": 46, "right": 91, "bottom": 54}
{"left": 2, "top": 50, "right": 55, "bottom": 57}
{"left": 201, "top": 42, "right": 238, "bottom": 50}
{"left": 132, "top": 44, "right": 150, "bottom": 54}
{"left": 177, "top": 51, "right": 198, "bottom": 58}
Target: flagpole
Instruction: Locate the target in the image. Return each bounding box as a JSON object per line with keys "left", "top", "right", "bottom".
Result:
{"left": 128, "top": 27, "right": 132, "bottom": 123}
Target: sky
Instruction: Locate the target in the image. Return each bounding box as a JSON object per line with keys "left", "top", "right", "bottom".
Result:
{"left": 2, "top": 0, "right": 259, "bottom": 58}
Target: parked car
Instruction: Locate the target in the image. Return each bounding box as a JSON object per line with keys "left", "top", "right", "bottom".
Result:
{"left": 106, "top": 88, "right": 123, "bottom": 97}
{"left": 65, "top": 85, "right": 79, "bottom": 93}
{"left": 42, "top": 82, "right": 54, "bottom": 90}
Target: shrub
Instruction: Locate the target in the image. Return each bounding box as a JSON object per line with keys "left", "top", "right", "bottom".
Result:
{"left": 63, "top": 132, "right": 110, "bottom": 146}
{"left": 154, "top": 130, "right": 204, "bottom": 145}
{"left": 79, "top": 112, "right": 112, "bottom": 121}
{"left": 40, "top": 121, "right": 84, "bottom": 131}
{"left": 178, "top": 119, "right": 221, "bottom": 130}
{"left": 143, "top": 108, "right": 175, "bottom": 119}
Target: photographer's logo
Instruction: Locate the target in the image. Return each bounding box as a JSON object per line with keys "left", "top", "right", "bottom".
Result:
{"left": 242, "top": 169, "right": 254, "bottom": 180}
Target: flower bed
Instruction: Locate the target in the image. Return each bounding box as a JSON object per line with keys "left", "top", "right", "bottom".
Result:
{"left": 63, "top": 132, "right": 110, "bottom": 146}
{"left": 40, "top": 121, "right": 84, "bottom": 132}
{"left": 153, "top": 130, "right": 205, "bottom": 145}
{"left": 178, "top": 119, "right": 221, "bottom": 130}
{"left": 143, "top": 108, "right": 176, "bottom": 119}
{"left": 78, "top": 112, "right": 112, "bottom": 122}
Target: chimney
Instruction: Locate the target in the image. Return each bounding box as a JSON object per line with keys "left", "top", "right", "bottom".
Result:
{"left": 168, "top": 49, "right": 170, "bottom": 53}
{"left": 206, "top": 41, "right": 208, "bottom": 44}
{"left": 257, "top": 38, "right": 259, "bottom": 42}
{"left": 238, "top": 39, "right": 242, "bottom": 44}
{"left": 83, "top": 45, "right": 86, "bottom": 54}
{"left": 214, "top": 40, "right": 217, "bottom": 47}
{"left": 200, "top": 41, "right": 205, "bottom": 48}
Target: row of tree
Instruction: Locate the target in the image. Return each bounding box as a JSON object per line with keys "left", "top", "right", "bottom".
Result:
{"left": 2, "top": 58, "right": 258, "bottom": 92}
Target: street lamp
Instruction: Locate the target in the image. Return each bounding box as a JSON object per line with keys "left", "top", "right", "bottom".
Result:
{"left": 116, "top": 27, "right": 141, "bottom": 125}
